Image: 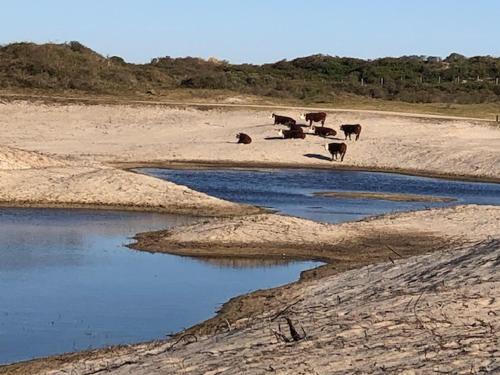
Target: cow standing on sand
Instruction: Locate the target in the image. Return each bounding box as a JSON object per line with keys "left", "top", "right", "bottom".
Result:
{"left": 301, "top": 112, "right": 327, "bottom": 127}
{"left": 340, "top": 124, "right": 362, "bottom": 141}
{"left": 236, "top": 133, "right": 252, "bottom": 144}
{"left": 272, "top": 113, "right": 296, "bottom": 126}
{"left": 311, "top": 125, "right": 336, "bottom": 138}
{"left": 325, "top": 142, "right": 347, "bottom": 162}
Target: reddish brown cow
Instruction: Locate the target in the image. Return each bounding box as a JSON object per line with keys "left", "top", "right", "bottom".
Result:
{"left": 301, "top": 112, "right": 327, "bottom": 127}
{"left": 236, "top": 133, "right": 252, "bottom": 144}
{"left": 325, "top": 142, "right": 347, "bottom": 161}
{"left": 278, "top": 129, "right": 306, "bottom": 139}
{"left": 272, "top": 113, "right": 296, "bottom": 126}
{"left": 340, "top": 124, "right": 362, "bottom": 141}
{"left": 312, "top": 125, "right": 336, "bottom": 137}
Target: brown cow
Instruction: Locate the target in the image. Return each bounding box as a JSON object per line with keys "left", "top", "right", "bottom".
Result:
{"left": 340, "top": 124, "right": 362, "bottom": 141}
{"left": 301, "top": 112, "right": 327, "bottom": 127}
{"left": 236, "top": 133, "right": 252, "bottom": 144}
{"left": 272, "top": 113, "right": 296, "bottom": 126}
{"left": 312, "top": 125, "right": 336, "bottom": 138}
{"left": 278, "top": 129, "right": 306, "bottom": 139}
{"left": 287, "top": 123, "right": 305, "bottom": 132}
{"left": 325, "top": 142, "right": 347, "bottom": 162}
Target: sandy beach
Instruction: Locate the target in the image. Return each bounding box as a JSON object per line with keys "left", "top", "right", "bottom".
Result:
{"left": 0, "top": 100, "right": 499, "bottom": 374}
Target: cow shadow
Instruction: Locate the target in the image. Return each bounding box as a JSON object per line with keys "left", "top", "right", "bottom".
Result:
{"left": 264, "top": 136, "right": 284, "bottom": 140}
{"left": 303, "top": 153, "right": 331, "bottom": 161}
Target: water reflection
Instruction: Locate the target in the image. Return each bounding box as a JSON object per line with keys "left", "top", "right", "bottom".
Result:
{"left": 0, "top": 208, "right": 318, "bottom": 365}
{"left": 193, "top": 257, "right": 295, "bottom": 269}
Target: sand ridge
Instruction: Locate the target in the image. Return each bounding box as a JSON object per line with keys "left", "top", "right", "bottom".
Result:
{"left": 0, "top": 144, "right": 260, "bottom": 216}
{"left": 133, "top": 205, "right": 500, "bottom": 256}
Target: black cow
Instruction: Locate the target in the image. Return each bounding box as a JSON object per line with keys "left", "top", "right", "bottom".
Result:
{"left": 340, "top": 124, "right": 362, "bottom": 141}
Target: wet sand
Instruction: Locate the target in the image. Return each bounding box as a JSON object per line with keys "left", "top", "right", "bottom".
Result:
{"left": 313, "top": 191, "right": 456, "bottom": 202}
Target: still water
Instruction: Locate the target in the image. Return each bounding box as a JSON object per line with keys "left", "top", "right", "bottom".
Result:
{"left": 141, "top": 168, "right": 500, "bottom": 223}
{"left": 2, "top": 168, "right": 500, "bottom": 364}
{"left": 0, "top": 209, "right": 318, "bottom": 364}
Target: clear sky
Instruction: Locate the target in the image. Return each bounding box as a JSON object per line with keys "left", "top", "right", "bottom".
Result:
{"left": 1, "top": 0, "right": 498, "bottom": 64}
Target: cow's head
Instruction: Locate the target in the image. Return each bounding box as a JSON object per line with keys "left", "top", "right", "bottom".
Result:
{"left": 277, "top": 129, "right": 284, "bottom": 137}
{"left": 235, "top": 133, "right": 240, "bottom": 139}
{"left": 269, "top": 113, "right": 275, "bottom": 119}
{"left": 340, "top": 125, "right": 345, "bottom": 131}
{"left": 299, "top": 113, "right": 306, "bottom": 120}
{"left": 324, "top": 143, "right": 329, "bottom": 152}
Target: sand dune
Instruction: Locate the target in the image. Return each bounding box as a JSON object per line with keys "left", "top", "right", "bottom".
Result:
{"left": 0, "top": 145, "right": 259, "bottom": 216}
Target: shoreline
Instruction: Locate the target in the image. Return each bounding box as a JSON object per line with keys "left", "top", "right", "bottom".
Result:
{"left": 117, "top": 159, "right": 500, "bottom": 184}
{"left": 0, "top": 200, "right": 267, "bottom": 217}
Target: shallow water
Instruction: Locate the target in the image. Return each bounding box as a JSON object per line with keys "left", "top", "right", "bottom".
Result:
{"left": 0, "top": 208, "right": 319, "bottom": 365}
{"left": 141, "top": 168, "right": 500, "bottom": 223}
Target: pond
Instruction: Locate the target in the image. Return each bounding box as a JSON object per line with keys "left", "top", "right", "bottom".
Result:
{"left": 0, "top": 208, "right": 319, "bottom": 365}
{"left": 2, "top": 168, "right": 500, "bottom": 365}
{"left": 141, "top": 168, "right": 500, "bottom": 223}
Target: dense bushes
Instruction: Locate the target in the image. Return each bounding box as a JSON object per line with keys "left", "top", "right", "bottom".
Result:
{"left": 1, "top": 42, "right": 499, "bottom": 104}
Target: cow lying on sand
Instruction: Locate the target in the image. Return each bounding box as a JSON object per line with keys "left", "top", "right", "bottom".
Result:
{"left": 325, "top": 142, "right": 347, "bottom": 161}
{"left": 278, "top": 129, "right": 306, "bottom": 139}
{"left": 286, "top": 123, "right": 305, "bottom": 132}
{"left": 272, "top": 113, "right": 296, "bottom": 126}
{"left": 340, "top": 124, "right": 362, "bottom": 141}
{"left": 236, "top": 133, "right": 252, "bottom": 144}
{"left": 301, "top": 112, "right": 327, "bottom": 127}
{"left": 312, "top": 125, "right": 336, "bottom": 137}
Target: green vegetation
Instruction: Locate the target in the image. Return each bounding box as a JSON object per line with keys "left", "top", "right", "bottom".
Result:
{"left": 1, "top": 41, "right": 500, "bottom": 113}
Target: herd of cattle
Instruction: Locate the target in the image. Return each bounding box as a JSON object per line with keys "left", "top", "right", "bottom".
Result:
{"left": 235, "top": 112, "right": 362, "bottom": 162}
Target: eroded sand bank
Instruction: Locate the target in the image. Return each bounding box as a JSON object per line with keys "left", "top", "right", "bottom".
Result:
{"left": 0, "top": 144, "right": 260, "bottom": 216}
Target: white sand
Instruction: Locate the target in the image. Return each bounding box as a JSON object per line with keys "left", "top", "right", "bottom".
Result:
{"left": 0, "top": 102, "right": 499, "bottom": 179}
{"left": 150, "top": 204, "right": 500, "bottom": 249}
{"left": 0, "top": 144, "right": 259, "bottom": 216}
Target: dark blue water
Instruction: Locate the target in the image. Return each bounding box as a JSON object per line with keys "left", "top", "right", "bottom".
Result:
{"left": 0, "top": 208, "right": 318, "bottom": 365}
{"left": 140, "top": 168, "right": 500, "bottom": 223}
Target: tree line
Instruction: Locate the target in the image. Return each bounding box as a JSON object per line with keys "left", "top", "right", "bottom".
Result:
{"left": 1, "top": 41, "right": 499, "bottom": 104}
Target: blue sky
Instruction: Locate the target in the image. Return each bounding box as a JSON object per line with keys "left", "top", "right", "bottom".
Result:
{"left": 1, "top": 0, "right": 498, "bottom": 64}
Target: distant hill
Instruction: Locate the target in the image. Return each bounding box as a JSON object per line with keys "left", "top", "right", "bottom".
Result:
{"left": 1, "top": 41, "right": 500, "bottom": 104}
